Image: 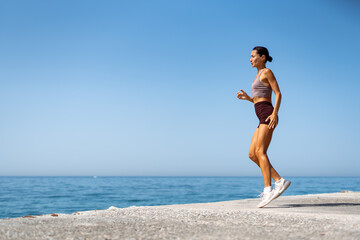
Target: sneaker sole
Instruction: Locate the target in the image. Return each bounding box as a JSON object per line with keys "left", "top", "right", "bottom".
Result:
{"left": 274, "top": 181, "right": 291, "bottom": 200}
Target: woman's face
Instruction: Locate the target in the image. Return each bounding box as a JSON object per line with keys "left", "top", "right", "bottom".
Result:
{"left": 250, "top": 50, "right": 265, "bottom": 68}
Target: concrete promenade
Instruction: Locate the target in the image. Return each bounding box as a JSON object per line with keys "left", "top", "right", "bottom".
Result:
{"left": 0, "top": 191, "right": 359, "bottom": 239}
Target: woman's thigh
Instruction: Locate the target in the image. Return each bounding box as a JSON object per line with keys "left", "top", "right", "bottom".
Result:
{"left": 256, "top": 124, "right": 274, "bottom": 153}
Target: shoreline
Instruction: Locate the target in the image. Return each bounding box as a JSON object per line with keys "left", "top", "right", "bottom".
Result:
{"left": 1, "top": 191, "right": 359, "bottom": 239}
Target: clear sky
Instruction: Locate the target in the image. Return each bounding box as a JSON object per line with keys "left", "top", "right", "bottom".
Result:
{"left": 1, "top": 0, "right": 359, "bottom": 176}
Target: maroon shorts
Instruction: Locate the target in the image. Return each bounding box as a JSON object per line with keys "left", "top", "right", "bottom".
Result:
{"left": 254, "top": 101, "right": 278, "bottom": 128}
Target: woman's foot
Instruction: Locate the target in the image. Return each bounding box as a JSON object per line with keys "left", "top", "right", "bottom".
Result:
{"left": 257, "top": 187, "right": 276, "bottom": 208}
{"left": 273, "top": 178, "right": 291, "bottom": 199}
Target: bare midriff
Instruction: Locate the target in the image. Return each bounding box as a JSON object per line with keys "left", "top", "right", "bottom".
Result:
{"left": 253, "top": 97, "right": 271, "bottom": 104}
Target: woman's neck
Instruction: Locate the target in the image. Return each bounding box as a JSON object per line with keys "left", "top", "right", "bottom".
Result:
{"left": 257, "top": 65, "right": 266, "bottom": 72}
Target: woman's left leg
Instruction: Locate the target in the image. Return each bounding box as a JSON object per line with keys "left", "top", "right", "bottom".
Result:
{"left": 255, "top": 124, "right": 276, "bottom": 188}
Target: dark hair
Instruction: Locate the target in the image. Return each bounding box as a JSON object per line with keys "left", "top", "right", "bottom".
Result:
{"left": 253, "top": 46, "right": 273, "bottom": 62}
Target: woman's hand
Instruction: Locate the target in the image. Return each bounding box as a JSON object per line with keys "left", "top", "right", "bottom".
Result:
{"left": 237, "top": 90, "right": 250, "bottom": 101}
{"left": 265, "top": 113, "right": 278, "bottom": 129}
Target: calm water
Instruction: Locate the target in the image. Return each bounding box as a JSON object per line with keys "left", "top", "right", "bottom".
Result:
{"left": 0, "top": 176, "right": 359, "bottom": 219}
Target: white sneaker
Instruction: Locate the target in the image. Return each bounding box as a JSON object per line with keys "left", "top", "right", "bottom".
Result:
{"left": 257, "top": 189, "right": 276, "bottom": 208}
{"left": 273, "top": 178, "right": 291, "bottom": 199}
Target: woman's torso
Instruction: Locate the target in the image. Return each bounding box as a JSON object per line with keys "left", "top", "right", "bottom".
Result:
{"left": 251, "top": 68, "right": 272, "bottom": 104}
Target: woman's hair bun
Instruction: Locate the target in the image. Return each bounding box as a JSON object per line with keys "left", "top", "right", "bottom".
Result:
{"left": 268, "top": 56, "right": 273, "bottom": 62}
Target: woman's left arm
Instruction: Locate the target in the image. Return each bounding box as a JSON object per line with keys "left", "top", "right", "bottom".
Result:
{"left": 264, "top": 69, "right": 282, "bottom": 129}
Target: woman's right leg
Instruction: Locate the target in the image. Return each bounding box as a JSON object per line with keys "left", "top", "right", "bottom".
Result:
{"left": 248, "top": 127, "right": 281, "bottom": 182}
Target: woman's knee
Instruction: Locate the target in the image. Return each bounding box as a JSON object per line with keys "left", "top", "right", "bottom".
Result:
{"left": 255, "top": 149, "right": 267, "bottom": 159}
{"left": 248, "top": 152, "right": 257, "bottom": 160}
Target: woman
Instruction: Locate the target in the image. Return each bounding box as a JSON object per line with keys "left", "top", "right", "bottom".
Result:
{"left": 237, "top": 46, "right": 291, "bottom": 208}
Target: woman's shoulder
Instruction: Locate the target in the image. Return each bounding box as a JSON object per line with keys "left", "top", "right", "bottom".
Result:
{"left": 260, "top": 68, "right": 276, "bottom": 84}
{"left": 262, "top": 68, "right": 275, "bottom": 78}
{"left": 263, "top": 68, "right": 273, "bottom": 74}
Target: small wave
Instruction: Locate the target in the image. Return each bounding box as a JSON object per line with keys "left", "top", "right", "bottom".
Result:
{"left": 47, "top": 195, "right": 73, "bottom": 198}
{"left": 128, "top": 199, "right": 145, "bottom": 203}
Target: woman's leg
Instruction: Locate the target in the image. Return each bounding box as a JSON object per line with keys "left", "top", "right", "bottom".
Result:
{"left": 251, "top": 124, "right": 281, "bottom": 187}
{"left": 248, "top": 127, "right": 281, "bottom": 182}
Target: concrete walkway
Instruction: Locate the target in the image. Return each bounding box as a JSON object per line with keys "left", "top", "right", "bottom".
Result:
{"left": 1, "top": 191, "right": 359, "bottom": 239}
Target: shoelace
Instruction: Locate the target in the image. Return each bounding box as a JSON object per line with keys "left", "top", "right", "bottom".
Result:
{"left": 256, "top": 190, "right": 265, "bottom": 198}
{"left": 274, "top": 180, "right": 283, "bottom": 190}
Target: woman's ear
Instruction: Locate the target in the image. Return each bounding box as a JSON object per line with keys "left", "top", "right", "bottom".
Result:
{"left": 261, "top": 55, "right": 266, "bottom": 63}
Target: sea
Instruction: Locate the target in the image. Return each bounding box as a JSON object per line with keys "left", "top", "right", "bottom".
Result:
{"left": 1, "top": 176, "right": 359, "bottom": 219}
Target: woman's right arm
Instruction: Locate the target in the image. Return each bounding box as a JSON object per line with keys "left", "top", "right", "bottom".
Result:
{"left": 237, "top": 90, "right": 253, "bottom": 103}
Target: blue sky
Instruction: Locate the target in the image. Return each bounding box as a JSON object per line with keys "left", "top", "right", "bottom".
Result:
{"left": 0, "top": 0, "right": 359, "bottom": 176}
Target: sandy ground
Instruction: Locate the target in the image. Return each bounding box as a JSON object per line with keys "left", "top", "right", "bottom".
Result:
{"left": 0, "top": 191, "right": 359, "bottom": 240}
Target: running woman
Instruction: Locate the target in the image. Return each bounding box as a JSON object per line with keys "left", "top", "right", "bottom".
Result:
{"left": 237, "top": 46, "right": 291, "bottom": 208}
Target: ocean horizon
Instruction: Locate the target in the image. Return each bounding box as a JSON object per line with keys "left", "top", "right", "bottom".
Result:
{"left": 1, "top": 176, "right": 359, "bottom": 219}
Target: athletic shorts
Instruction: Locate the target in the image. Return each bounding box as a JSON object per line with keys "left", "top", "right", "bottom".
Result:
{"left": 254, "top": 101, "right": 278, "bottom": 128}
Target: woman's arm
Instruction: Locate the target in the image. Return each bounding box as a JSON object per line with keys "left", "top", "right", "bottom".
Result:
{"left": 264, "top": 69, "right": 282, "bottom": 129}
